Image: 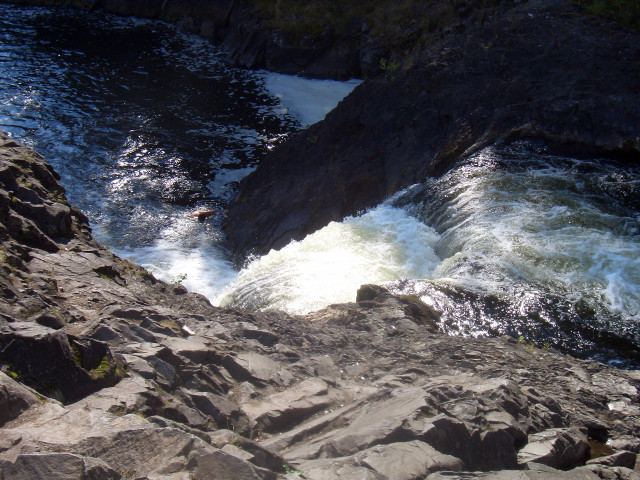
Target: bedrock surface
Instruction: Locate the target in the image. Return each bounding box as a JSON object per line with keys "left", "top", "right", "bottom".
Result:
{"left": 225, "top": 0, "right": 640, "bottom": 259}
{"left": 1, "top": 135, "right": 640, "bottom": 479}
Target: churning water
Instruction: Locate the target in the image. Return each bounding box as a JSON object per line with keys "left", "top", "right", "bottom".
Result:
{"left": 1, "top": 4, "right": 639, "bottom": 366}
{"left": 0, "top": 3, "right": 358, "bottom": 300}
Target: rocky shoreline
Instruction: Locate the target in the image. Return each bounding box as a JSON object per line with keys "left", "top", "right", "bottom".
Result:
{"left": 1, "top": 134, "right": 640, "bottom": 478}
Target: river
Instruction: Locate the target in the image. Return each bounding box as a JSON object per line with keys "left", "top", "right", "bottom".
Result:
{"left": 1, "top": 3, "right": 638, "bottom": 367}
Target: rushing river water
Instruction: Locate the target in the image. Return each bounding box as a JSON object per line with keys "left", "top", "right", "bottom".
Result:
{"left": 1, "top": 4, "right": 639, "bottom": 367}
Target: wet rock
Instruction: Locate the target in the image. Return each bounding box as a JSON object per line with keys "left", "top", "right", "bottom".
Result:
{"left": 101, "top": 0, "right": 162, "bottom": 18}
{"left": 356, "top": 284, "right": 389, "bottom": 302}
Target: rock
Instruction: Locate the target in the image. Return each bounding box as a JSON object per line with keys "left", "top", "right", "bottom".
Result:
{"left": 225, "top": 0, "right": 640, "bottom": 259}
{"left": 587, "top": 451, "right": 637, "bottom": 469}
{"left": 0, "top": 322, "right": 123, "bottom": 404}
{"left": 241, "top": 326, "right": 278, "bottom": 347}
{"left": 426, "top": 462, "right": 602, "bottom": 479}
{"left": 2, "top": 132, "right": 640, "bottom": 480}
{"left": 185, "top": 390, "right": 248, "bottom": 433}
{"left": 356, "top": 284, "right": 389, "bottom": 302}
{"left": 265, "top": 30, "right": 333, "bottom": 75}
{"left": 301, "top": 460, "right": 387, "bottom": 480}
{"left": 223, "top": 352, "right": 291, "bottom": 386}
{"left": 0, "top": 453, "right": 120, "bottom": 480}
{"left": 474, "top": 428, "right": 520, "bottom": 471}
{"left": 209, "top": 429, "right": 285, "bottom": 473}
{"left": 299, "top": 440, "right": 463, "bottom": 480}
{"left": 517, "top": 428, "right": 590, "bottom": 470}
{"left": 359, "top": 39, "right": 385, "bottom": 78}
{"left": 0, "top": 372, "right": 41, "bottom": 427}
{"left": 185, "top": 450, "right": 265, "bottom": 480}
{"left": 72, "top": 427, "right": 205, "bottom": 477}
{"left": 243, "top": 378, "right": 331, "bottom": 433}
{"left": 354, "top": 440, "right": 464, "bottom": 479}
{"left": 281, "top": 385, "right": 432, "bottom": 461}
{"left": 34, "top": 311, "right": 66, "bottom": 330}
{"left": 582, "top": 464, "right": 640, "bottom": 480}
{"left": 608, "top": 437, "right": 640, "bottom": 454}
{"left": 101, "top": 0, "right": 162, "bottom": 18}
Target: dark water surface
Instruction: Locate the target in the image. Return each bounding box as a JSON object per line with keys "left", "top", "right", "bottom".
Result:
{"left": 0, "top": 3, "right": 298, "bottom": 247}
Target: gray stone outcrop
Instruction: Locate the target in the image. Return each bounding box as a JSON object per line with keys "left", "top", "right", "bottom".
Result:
{"left": 225, "top": 0, "right": 640, "bottom": 262}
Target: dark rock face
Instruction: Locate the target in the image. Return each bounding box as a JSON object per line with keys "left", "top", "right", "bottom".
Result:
{"left": 225, "top": 0, "right": 640, "bottom": 258}
{"left": 1, "top": 134, "right": 640, "bottom": 479}
{"left": 0, "top": 322, "right": 123, "bottom": 404}
{"left": 11, "top": 0, "right": 378, "bottom": 79}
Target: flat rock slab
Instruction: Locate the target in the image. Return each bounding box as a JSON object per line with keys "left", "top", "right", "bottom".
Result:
{"left": 282, "top": 385, "right": 432, "bottom": 461}
{"left": 426, "top": 462, "right": 601, "bottom": 479}
{"left": 243, "top": 378, "right": 331, "bottom": 433}
{"left": 186, "top": 450, "right": 265, "bottom": 480}
{"left": 299, "top": 440, "right": 464, "bottom": 480}
{"left": 223, "top": 352, "right": 292, "bottom": 386}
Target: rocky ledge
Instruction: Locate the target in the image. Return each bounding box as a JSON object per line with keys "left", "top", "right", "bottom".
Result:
{"left": 5, "top": 0, "right": 384, "bottom": 79}
{"left": 1, "top": 135, "right": 640, "bottom": 479}
{"left": 225, "top": 0, "right": 640, "bottom": 258}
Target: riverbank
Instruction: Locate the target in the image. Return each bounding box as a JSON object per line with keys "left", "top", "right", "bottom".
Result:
{"left": 1, "top": 131, "right": 640, "bottom": 479}
{"left": 3, "top": 0, "right": 552, "bottom": 80}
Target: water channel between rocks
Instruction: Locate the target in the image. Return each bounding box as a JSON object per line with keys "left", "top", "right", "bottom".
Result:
{"left": 1, "top": 3, "right": 639, "bottom": 367}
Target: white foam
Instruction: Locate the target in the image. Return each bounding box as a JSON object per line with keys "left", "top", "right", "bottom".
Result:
{"left": 262, "top": 72, "right": 361, "bottom": 126}
{"left": 417, "top": 146, "right": 640, "bottom": 322}
{"left": 112, "top": 214, "right": 238, "bottom": 300}
{"left": 218, "top": 205, "right": 441, "bottom": 315}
